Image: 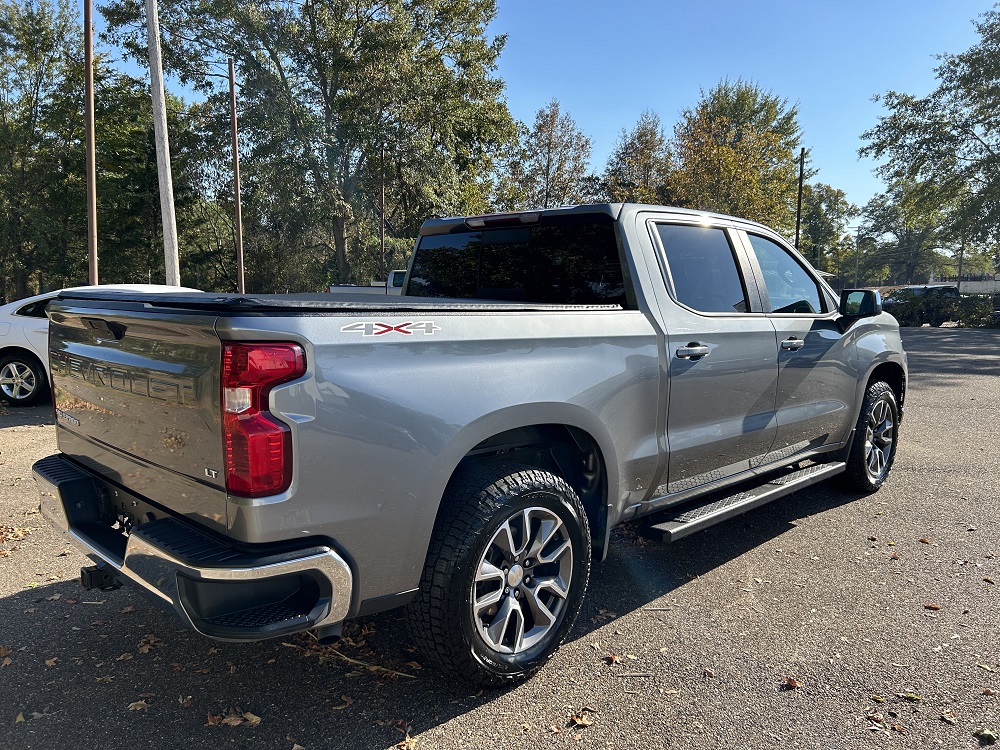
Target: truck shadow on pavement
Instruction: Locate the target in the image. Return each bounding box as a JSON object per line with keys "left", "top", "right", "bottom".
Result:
{"left": 1, "top": 483, "right": 860, "bottom": 750}
{"left": 901, "top": 328, "right": 1000, "bottom": 390}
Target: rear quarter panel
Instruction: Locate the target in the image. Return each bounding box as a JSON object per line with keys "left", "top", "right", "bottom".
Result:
{"left": 218, "top": 310, "right": 661, "bottom": 607}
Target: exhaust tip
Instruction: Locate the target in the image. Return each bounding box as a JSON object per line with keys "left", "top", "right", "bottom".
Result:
{"left": 312, "top": 624, "right": 342, "bottom": 645}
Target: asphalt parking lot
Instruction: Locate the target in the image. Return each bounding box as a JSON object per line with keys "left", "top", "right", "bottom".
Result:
{"left": 1, "top": 327, "right": 998, "bottom": 750}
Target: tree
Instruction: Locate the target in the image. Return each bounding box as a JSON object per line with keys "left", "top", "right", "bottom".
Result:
{"left": 102, "top": 0, "right": 515, "bottom": 286}
{"left": 601, "top": 110, "right": 672, "bottom": 204}
{"left": 495, "top": 100, "right": 592, "bottom": 210}
{"left": 860, "top": 8, "right": 1000, "bottom": 244}
{"left": 860, "top": 180, "right": 948, "bottom": 285}
{"left": 670, "top": 79, "right": 804, "bottom": 232}
{"left": 798, "top": 183, "right": 858, "bottom": 273}
{"left": 0, "top": 0, "right": 81, "bottom": 298}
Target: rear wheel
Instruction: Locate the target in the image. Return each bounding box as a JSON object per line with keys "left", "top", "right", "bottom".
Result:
{"left": 408, "top": 462, "right": 591, "bottom": 686}
{"left": 0, "top": 354, "right": 46, "bottom": 406}
{"left": 842, "top": 381, "right": 898, "bottom": 492}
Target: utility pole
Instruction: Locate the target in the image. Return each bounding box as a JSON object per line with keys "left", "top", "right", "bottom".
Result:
{"left": 794, "top": 147, "right": 806, "bottom": 251}
{"left": 228, "top": 58, "right": 245, "bottom": 293}
{"left": 380, "top": 143, "right": 386, "bottom": 276}
{"left": 84, "top": 0, "right": 98, "bottom": 284}
{"left": 854, "top": 225, "right": 861, "bottom": 287}
{"left": 144, "top": 0, "right": 180, "bottom": 286}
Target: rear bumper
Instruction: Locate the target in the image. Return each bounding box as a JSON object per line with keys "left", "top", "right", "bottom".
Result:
{"left": 32, "top": 454, "right": 353, "bottom": 641}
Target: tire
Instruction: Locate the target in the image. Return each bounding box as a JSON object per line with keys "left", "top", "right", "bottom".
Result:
{"left": 408, "top": 461, "right": 591, "bottom": 686}
{"left": 0, "top": 353, "right": 47, "bottom": 406}
{"left": 841, "top": 381, "right": 898, "bottom": 492}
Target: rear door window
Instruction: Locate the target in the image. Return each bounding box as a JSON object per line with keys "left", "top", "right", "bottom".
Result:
{"left": 407, "top": 214, "right": 627, "bottom": 306}
{"left": 654, "top": 224, "right": 750, "bottom": 314}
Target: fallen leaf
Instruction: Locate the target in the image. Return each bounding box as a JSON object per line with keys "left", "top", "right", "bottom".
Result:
{"left": 394, "top": 735, "right": 417, "bottom": 750}
{"left": 702, "top": 667, "right": 715, "bottom": 678}
{"left": 331, "top": 695, "right": 353, "bottom": 711}
{"left": 919, "top": 538, "right": 932, "bottom": 544}
{"left": 221, "top": 715, "right": 244, "bottom": 727}
{"left": 242, "top": 712, "right": 261, "bottom": 727}
{"left": 589, "top": 642, "right": 601, "bottom": 651}
{"left": 979, "top": 665, "right": 996, "bottom": 673}
{"left": 897, "top": 693, "right": 922, "bottom": 702}
{"left": 96, "top": 676, "right": 113, "bottom": 683}
{"left": 127, "top": 700, "right": 150, "bottom": 711}
{"left": 986, "top": 578, "right": 996, "bottom": 585}
{"left": 784, "top": 675, "right": 803, "bottom": 689}
{"left": 178, "top": 696, "right": 193, "bottom": 708}
{"left": 115, "top": 653, "right": 133, "bottom": 662}
{"left": 868, "top": 536, "right": 878, "bottom": 542}
{"left": 0, "top": 646, "right": 12, "bottom": 658}
{"left": 664, "top": 689, "right": 680, "bottom": 695}
{"left": 291, "top": 745, "right": 305, "bottom": 750}
{"left": 207, "top": 647, "right": 222, "bottom": 655}
{"left": 44, "top": 658, "right": 58, "bottom": 667}
{"left": 138, "top": 692, "right": 156, "bottom": 699}
{"left": 984, "top": 689, "right": 997, "bottom": 696}
{"left": 121, "top": 606, "right": 136, "bottom": 614}
{"left": 205, "top": 713, "right": 222, "bottom": 727}
{"left": 925, "top": 603, "right": 942, "bottom": 611}
{"left": 569, "top": 713, "right": 594, "bottom": 727}
{"left": 891, "top": 724, "right": 905, "bottom": 733}
{"left": 603, "top": 653, "right": 622, "bottom": 665}
{"left": 872, "top": 695, "right": 885, "bottom": 703}
{"left": 1, "top": 657, "right": 11, "bottom": 668}
{"left": 547, "top": 725, "right": 562, "bottom": 734}
{"left": 15, "top": 712, "right": 24, "bottom": 724}
{"left": 942, "top": 709, "right": 958, "bottom": 725}
{"left": 45, "top": 593, "right": 60, "bottom": 602}
{"left": 891, "top": 551, "right": 900, "bottom": 560}
{"left": 64, "top": 598, "right": 77, "bottom": 605}
{"left": 194, "top": 668, "right": 210, "bottom": 674}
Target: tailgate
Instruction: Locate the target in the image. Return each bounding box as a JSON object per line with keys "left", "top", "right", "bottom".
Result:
{"left": 48, "top": 301, "right": 227, "bottom": 531}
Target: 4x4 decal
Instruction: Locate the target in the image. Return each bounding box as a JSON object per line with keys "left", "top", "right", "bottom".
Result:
{"left": 341, "top": 321, "right": 440, "bottom": 337}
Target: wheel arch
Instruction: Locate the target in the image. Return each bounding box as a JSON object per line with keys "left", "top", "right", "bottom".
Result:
{"left": 427, "top": 405, "right": 620, "bottom": 564}
{"left": 0, "top": 345, "right": 47, "bottom": 374}
{"left": 865, "top": 360, "right": 906, "bottom": 418}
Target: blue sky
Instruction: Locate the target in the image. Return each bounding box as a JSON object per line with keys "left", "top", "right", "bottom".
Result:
{"left": 488, "top": 0, "right": 992, "bottom": 209}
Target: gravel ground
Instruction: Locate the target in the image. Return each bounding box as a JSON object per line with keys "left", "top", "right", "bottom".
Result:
{"left": 1, "top": 327, "right": 998, "bottom": 750}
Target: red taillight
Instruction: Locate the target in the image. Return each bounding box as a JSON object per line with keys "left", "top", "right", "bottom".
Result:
{"left": 221, "top": 342, "right": 305, "bottom": 498}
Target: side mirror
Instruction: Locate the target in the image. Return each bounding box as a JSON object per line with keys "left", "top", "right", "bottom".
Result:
{"left": 839, "top": 289, "right": 882, "bottom": 318}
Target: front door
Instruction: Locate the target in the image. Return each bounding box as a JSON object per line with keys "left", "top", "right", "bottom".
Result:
{"left": 741, "top": 232, "right": 858, "bottom": 461}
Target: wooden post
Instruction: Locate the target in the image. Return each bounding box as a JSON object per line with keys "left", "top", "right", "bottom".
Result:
{"left": 228, "top": 58, "right": 245, "bottom": 294}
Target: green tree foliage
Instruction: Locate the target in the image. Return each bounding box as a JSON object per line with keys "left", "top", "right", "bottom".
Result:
{"left": 670, "top": 79, "right": 803, "bottom": 232}
{"left": 102, "top": 0, "right": 514, "bottom": 286}
{"left": 860, "top": 9, "right": 1000, "bottom": 245}
{"left": 601, "top": 110, "right": 672, "bottom": 204}
{"left": 494, "top": 99, "right": 592, "bottom": 210}
{"left": 860, "top": 180, "right": 948, "bottom": 285}
{"left": 798, "top": 183, "right": 857, "bottom": 273}
{"left": 0, "top": 0, "right": 82, "bottom": 298}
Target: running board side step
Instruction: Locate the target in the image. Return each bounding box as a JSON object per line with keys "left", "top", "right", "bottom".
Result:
{"left": 640, "top": 462, "right": 847, "bottom": 542}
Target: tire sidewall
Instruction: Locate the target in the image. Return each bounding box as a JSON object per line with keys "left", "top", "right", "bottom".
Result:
{"left": 456, "top": 482, "right": 590, "bottom": 680}
{"left": 855, "top": 383, "right": 898, "bottom": 491}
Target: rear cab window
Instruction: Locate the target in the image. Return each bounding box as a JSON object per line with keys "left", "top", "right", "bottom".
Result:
{"left": 406, "top": 214, "right": 629, "bottom": 306}
{"left": 653, "top": 224, "right": 751, "bottom": 314}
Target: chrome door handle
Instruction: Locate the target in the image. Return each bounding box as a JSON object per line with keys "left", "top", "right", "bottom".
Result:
{"left": 675, "top": 343, "right": 710, "bottom": 359}
{"left": 780, "top": 337, "right": 805, "bottom": 351}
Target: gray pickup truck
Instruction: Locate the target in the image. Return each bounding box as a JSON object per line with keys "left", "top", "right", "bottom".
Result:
{"left": 33, "top": 204, "right": 906, "bottom": 686}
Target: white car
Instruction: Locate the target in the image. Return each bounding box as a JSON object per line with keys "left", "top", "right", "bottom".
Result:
{"left": 0, "top": 284, "right": 199, "bottom": 406}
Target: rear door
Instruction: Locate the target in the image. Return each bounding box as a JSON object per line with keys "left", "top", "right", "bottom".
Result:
{"left": 738, "top": 232, "right": 858, "bottom": 461}
{"left": 650, "top": 221, "right": 779, "bottom": 494}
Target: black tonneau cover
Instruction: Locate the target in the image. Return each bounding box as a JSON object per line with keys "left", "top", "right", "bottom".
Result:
{"left": 54, "top": 290, "right": 621, "bottom": 314}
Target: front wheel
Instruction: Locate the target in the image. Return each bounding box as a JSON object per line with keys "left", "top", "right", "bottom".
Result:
{"left": 841, "top": 381, "right": 899, "bottom": 492}
{"left": 408, "top": 462, "right": 591, "bottom": 686}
